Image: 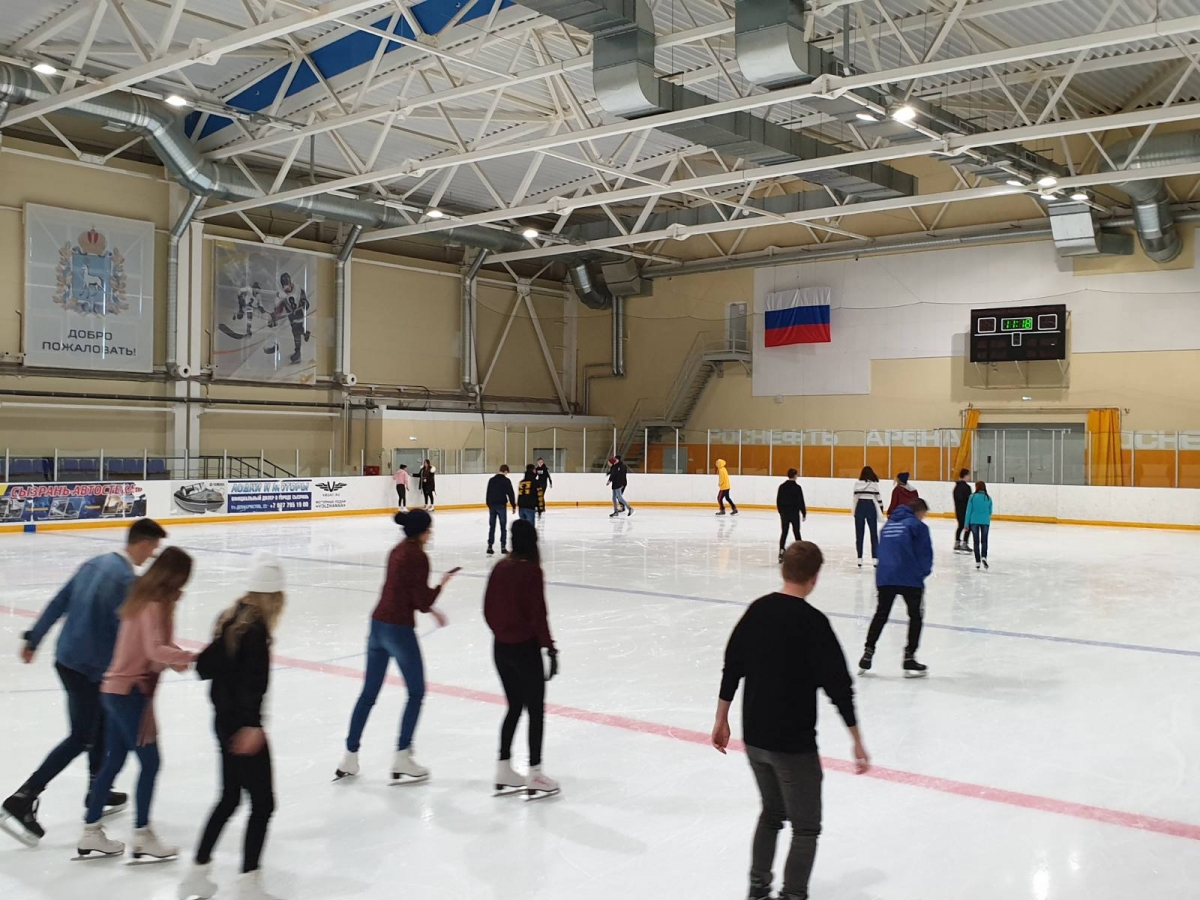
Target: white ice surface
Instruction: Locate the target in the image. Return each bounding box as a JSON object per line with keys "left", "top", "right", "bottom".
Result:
{"left": 2, "top": 509, "right": 1200, "bottom": 899}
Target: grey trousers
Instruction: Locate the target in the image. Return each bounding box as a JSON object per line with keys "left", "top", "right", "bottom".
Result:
{"left": 746, "top": 745, "right": 823, "bottom": 900}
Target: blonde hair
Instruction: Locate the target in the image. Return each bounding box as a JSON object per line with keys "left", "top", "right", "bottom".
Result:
{"left": 120, "top": 546, "right": 193, "bottom": 622}
{"left": 214, "top": 591, "right": 286, "bottom": 654}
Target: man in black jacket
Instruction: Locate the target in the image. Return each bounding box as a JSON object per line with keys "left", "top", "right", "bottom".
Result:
{"left": 534, "top": 457, "right": 553, "bottom": 517}
{"left": 606, "top": 455, "right": 632, "bottom": 518}
{"left": 953, "top": 468, "right": 972, "bottom": 551}
{"left": 713, "top": 541, "right": 869, "bottom": 900}
{"left": 486, "top": 465, "right": 517, "bottom": 555}
{"left": 776, "top": 468, "right": 807, "bottom": 563}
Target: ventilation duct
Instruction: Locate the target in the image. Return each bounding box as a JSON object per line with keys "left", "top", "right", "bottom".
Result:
{"left": 1047, "top": 202, "right": 1132, "bottom": 258}
{"left": 518, "top": 0, "right": 914, "bottom": 202}
{"left": 0, "top": 65, "right": 529, "bottom": 253}
{"left": 600, "top": 259, "right": 648, "bottom": 297}
{"left": 569, "top": 262, "right": 613, "bottom": 310}
{"left": 1100, "top": 133, "right": 1196, "bottom": 263}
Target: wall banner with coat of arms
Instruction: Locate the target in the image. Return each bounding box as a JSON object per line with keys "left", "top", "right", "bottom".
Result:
{"left": 23, "top": 204, "right": 156, "bottom": 373}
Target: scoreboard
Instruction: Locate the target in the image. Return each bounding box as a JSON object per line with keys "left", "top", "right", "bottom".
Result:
{"left": 969, "top": 304, "right": 1067, "bottom": 363}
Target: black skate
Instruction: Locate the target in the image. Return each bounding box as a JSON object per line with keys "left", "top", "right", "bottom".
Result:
{"left": 625, "top": 507, "right": 633, "bottom": 516}
{"left": 903, "top": 656, "right": 929, "bottom": 678}
{"left": 857, "top": 649, "right": 874, "bottom": 675}
{"left": 731, "top": 509, "right": 739, "bottom": 516}
{"left": 487, "top": 546, "right": 495, "bottom": 555}
{"left": 715, "top": 510, "right": 726, "bottom": 516}
{"left": 982, "top": 558, "right": 989, "bottom": 569}
{"left": 609, "top": 511, "right": 620, "bottom": 518}
{"left": 778, "top": 549, "right": 784, "bottom": 564}
{"left": 0, "top": 793, "right": 44, "bottom": 846}
{"left": 85, "top": 789, "right": 128, "bottom": 818}
{"left": 747, "top": 882, "right": 773, "bottom": 900}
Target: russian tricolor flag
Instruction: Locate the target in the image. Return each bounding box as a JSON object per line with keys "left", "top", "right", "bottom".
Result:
{"left": 764, "top": 288, "right": 832, "bottom": 346}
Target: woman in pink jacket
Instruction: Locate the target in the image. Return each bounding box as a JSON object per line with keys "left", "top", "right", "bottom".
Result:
{"left": 77, "top": 547, "right": 196, "bottom": 862}
{"left": 392, "top": 464, "right": 410, "bottom": 512}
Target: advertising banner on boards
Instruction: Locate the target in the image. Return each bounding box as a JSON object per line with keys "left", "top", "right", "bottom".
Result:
{"left": 0, "top": 482, "right": 148, "bottom": 522}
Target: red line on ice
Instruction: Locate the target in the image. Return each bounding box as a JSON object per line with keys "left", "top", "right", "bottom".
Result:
{"left": 7, "top": 605, "right": 1200, "bottom": 843}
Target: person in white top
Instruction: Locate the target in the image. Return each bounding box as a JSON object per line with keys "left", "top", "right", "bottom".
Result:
{"left": 851, "top": 466, "right": 886, "bottom": 567}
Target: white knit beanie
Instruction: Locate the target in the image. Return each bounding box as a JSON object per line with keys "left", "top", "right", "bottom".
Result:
{"left": 247, "top": 551, "right": 285, "bottom": 593}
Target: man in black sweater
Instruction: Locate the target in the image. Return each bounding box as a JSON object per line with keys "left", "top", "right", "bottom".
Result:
{"left": 953, "top": 468, "right": 972, "bottom": 551}
{"left": 534, "top": 457, "right": 553, "bottom": 517}
{"left": 775, "top": 468, "right": 807, "bottom": 563}
{"left": 713, "top": 542, "right": 869, "bottom": 900}
{"left": 485, "top": 465, "right": 517, "bottom": 555}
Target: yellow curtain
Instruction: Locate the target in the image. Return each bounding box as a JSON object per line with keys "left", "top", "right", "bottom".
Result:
{"left": 951, "top": 408, "right": 980, "bottom": 479}
{"left": 1087, "top": 408, "right": 1124, "bottom": 486}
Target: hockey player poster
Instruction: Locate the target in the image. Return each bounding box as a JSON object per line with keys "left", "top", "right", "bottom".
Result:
{"left": 212, "top": 242, "right": 322, "bottom": 384}
{"left": 23, "top": 204, "right": 156, "bottom": 373}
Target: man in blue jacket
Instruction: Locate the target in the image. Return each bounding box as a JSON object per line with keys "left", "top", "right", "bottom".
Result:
{"left": 0, "top": 518, "right": 167, "bottom": 845}
{"left": 858, "top": 499, "right": 932, "bottom": 678}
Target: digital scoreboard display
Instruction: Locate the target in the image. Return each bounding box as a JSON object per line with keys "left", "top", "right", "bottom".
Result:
{"left": 970, "top": 304, "right": 1067, "bottom": 363}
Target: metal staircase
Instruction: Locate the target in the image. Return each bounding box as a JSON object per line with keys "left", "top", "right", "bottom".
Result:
{"left": 618, "top": 331, "right": 752, "bottom": 468}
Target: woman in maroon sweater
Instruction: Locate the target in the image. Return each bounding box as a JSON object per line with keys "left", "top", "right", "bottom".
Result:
{"left": 335, "top": 510, "right": 455, "bottom": 784}
{"left": 484, "top": 519, "right": 559, "bottom": 798}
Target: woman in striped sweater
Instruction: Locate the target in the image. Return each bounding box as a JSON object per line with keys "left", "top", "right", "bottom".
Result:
{"left": 852, "top": 466, "right": 886, "bottom": 568}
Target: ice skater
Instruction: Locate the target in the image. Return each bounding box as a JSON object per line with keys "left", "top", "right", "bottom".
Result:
{"left": 486, "top": 465, "right": 516, "bottom": 555}
{"left": 534, "top": 457, "right": 553, "bottom": 518}
{"left": 79, "top": 547, "right": 197, "bottom": 861}
{"left": 336, "top": 510, "right": 455, "bottom": 783}
{"left": 859, "top": 498, "right": 933, "bottom": 678}
{"left": 180, "top": 553, "right": 286, "bottom": 900}
{"left": 952, "top": 468, "right": 972, "bottom": 552}
{"left": 393, "top": 464, "right": 410, "bottom": 512}
{"left": 852, "top": 467, "right": 885, "bottom": 568}
{"left": 418, "top": 460, "right": 436, "bottom": 510}
{"left": 715, "top": 458, "right": 738, "bottom": 515}
{"left": 966, "top": 481, "right": 993, "bottom": 570}
{"left": 517, "top": 465, "right": 539, "bottom": 525}
{"left": 776, "top": 469, "right": 806, "bottom": 563}
{"left": 484, "top": 520, "right": 560, "bottom": 799}
{"left": 2, "top": 518, "right": 166, "bottom": 846}
{"left": 607, "top": 455, "right": 632, "bottom": 517}
{"left": 886, "top": 472, "right": 919, "bottom": 516}
{"left": 712, "top": 541, "right": 869, "bottom": 900}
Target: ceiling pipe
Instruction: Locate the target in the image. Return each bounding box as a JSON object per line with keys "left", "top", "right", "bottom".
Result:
{"left": 460, "top": 248, "right": 489, "bottom": 393}
{"left": 1100, "top": 132, "right": 1200, "bottom": 263}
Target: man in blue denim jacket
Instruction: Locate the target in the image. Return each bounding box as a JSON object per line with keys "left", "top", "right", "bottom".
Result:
{"left": 0, "top": 518, "right": 166, "bottom": 845}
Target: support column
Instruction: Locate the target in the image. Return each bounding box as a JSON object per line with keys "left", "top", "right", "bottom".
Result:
{"left": 563, "top": 287, "right": 579, "bottom": 407}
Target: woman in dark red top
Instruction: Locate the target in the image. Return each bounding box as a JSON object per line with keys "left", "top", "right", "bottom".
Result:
{"left": 484, "top": 519, "right": 559, "bottom": 798}
{"left": 335, "top": 510, "right": 455, "bottom": 784}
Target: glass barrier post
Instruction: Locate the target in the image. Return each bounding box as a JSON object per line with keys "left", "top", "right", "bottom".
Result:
{"left": 1131, "top": 434, "right": 1136, "bottom": 487}
{"left": 769, "top": 430, "right": 774, "bottom": 476}
{"left": 886, "top": 432, "right": 891, "bottom": 478}
{"left": 1176, "top": 431, "right": 1181, "bottom": 488}
{"left": 552, "top": 427, "right": 557, "bottom": 466}
{"left": 582, "top": 428, "right": 587, "bottom": 473}
{"left": 738, "top": 429, "right": 743, "bottom": 475}
{"left": 295, "top": 449, "right": 300, "bottom": 477}
{"left": 706, "top": 429, "right": 711, "bottom": 473}
{"left": 524, "top": 426, "right": 528, "bottom": 465}
{"left": 98, "top": 449, "right": 104, "bottom": 482}
{"left": 143, "top": 450, "right": 148, "bottom": 481}
{"left": 54, "top": 449, "right": 59, "bottom": 482}
{"left": 644, "top": 428, "right": 649, "bottom": 472}
{"left": 3, "top": 448, "right": 7, "bottom": 481}
{"left": 1000, "top": 431, "right": 1006, "bottom": 483}
{"left": 329, "top": 449, "right": 333, "bottom": 479}
{"left": 675, "top": 428, "right": 680, "bottom": 474}
{"left": 1026, "top": 429, "right": 1031, "bottom": 484}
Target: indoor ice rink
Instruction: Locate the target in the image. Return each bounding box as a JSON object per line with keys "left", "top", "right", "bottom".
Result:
{"left": 4, "top": 0, "right": 1200, "bottom": 898}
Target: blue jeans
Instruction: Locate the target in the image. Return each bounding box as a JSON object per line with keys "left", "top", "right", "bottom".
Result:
{"left": 488, "top": 504, "right": 508, "bottom": 549}
{"left": 345, "top": 620, "right": 426, "bottom": 753}
{"left": 612, "top": 488, "right": 629, "bottom": 512}
{"left": 518, "top": 508, "right": 536, "bottom": 524}
{"left": 854, "top": 500, "right": 879, "bottom": 559}
{"left": 971, "top": 524, "right": 990, "bottom": 562}
{"left": 86, "top": 690, "right": 160, "bottom": 827}
{"left": 23, "top": 663, "right": 105, "bottom": 796}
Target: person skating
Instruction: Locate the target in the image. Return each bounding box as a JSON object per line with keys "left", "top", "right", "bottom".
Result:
{"left": 418, "top": 460, "right": 436, "bottom": 510}
{"left": 180, "top": 553, "right": 286, "bottom": 900}
{"left": 966, "top": 481, "right": 993, "bottom": 570}
{"left": 484, "top": 520, "right": 560, "bottom": 799}
{"left": 886, "top": 472, "right": 919, "bottom": 516}
{"left": 533, "top": 457, "right": 553, "bottom": 518}
{"left": 712, "top": 541, "right": 869, "bottom": 900}
{"left": 952, "top": 469, "right": 972, "bottom": 552}
{"left": 1, "top": 518, "right": 166, "bottom": 846}
{"left": 393, "top": 464, "right": 410, "bottom": 512}
{"left": 851, "top": 467, "right": 885, "bottom": 568}
{"left": 859, "top": 498, "right": 933, "bottom": 678}
{"left": 79, "top": 547, "right": 197, "bottom": 861}
{"left": 486, "top": 465, "right": 517, "bottom": 555}
{"left": 607, "top": 455, "right": 632, "bottom": 517}
{"left": 776, "top": 469, "right": 807, "bottom": 563}
{"left": 517, "top": 465, "right": 539, "bottom": 525}
{"left": 336, "top": 510, "right": 455, "bottom": 783}
{"left": 715, "top": 458, "right": 739, "bottom": 516}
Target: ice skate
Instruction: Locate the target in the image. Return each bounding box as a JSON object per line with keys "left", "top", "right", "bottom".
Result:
{"left": 333, "top": 750, "right": 359, "bottom": 781}
{"left": 0, "top": 792, "right": 43, "bottom": 846}
{"left": 74, "top": 823, "right": 124, "bottom": 860}
{"left": 235, "top": 870, "right": 281, "bottom": 900}
{"left": 487, "top": 546, "right": 495, "bottom": 556}
{"left": 130, "top": 825, "right": 178, "bottom": 863}
{"left": 609, "top": 510, "right": 620, "bottom": 518}
{"left": 778, "top": 549, "right": 784, "bottom": 564}
{"left": 982, "top": 558, "right": 989, "bottom": 570}
{"left": 976, "top": 561, "right": 981, "bottom": 569}
{"left": 390, "top": 748, "right": 429, "bottom": 785}
{"left": 494, "top": 760, "right": 525, "bottom": 797}
{"left": 873, "top": 557, "right": 878, "bottom": 567}
{"left": 747, "top": 881, "right": 773, "bottom": 900}
{"left": 731, "top": 509, "right": 739, "bottom": 516}
{"left": 524, "top": 767, "right": 560, "bottom": 800}
{"left": 625, "top": 507, "right": 633, "bottom": 516}
{"left": 856, "top": 557, "right": 863, "bottom": 568}
{"left": 857, "top": 648, "right": 874, "bottom": 675}
{"left": 903, "top": 655, "right": 929, "bottom": 678}
{"left": 715, "top": 510, "right": 726, "bottom": 516}
{"left": 179, "top": 862, "right": 218, "bottom": 899}
{"left": 86, "top": 788, "right": 128, "bottom": 818}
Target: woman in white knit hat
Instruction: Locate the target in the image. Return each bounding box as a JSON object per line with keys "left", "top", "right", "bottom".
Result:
{"left": 180, "top": 552, "right": 286, "bottom": 900}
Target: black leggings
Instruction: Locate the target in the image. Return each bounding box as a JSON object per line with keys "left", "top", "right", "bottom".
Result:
{"left": 494, "top": 640, "right": 545, "bottom": 767}
{"left": 955, "top": 507, "right": 969, "bottom": 543}
{"left": 422, "top": 487, "right": 434, "bottom": 506}
{"left": 865, "top": 586, "right": 925, "bottom": 656}
{"left": 779, "top": 511, "right": 801, "bottom": 551}
{"left": 395, "top": 485, "right": 406, "bottom": 508}
{"left": 195, "top": 734, "right": 275, "bottom": 873}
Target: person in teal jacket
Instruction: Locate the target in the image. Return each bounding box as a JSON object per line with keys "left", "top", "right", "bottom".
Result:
{"left": 965, "top": 482, "right": 993, "bottom": 569}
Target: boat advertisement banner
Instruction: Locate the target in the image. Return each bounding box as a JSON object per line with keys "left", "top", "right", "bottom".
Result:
{"left": 0, "top": 482, "right": 147, "bottom": 522}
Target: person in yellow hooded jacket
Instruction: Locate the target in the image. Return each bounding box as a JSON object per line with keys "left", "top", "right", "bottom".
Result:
{"left": 715, "top": 459, "right": 739, "bottom": 516}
